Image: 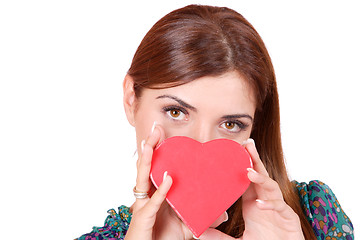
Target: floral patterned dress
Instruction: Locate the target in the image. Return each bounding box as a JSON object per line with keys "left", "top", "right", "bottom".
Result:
{"left": 75, "top": 180, "right": 354, "bottom": 240}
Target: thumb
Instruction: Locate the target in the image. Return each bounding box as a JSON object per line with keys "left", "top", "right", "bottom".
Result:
{"left": 200, "top": 228, "right": 239, "bottom": 240}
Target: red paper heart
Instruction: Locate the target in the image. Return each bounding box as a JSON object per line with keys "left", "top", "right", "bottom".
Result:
{"left": 150, "top": 136, "right": 252, "bottom": 238}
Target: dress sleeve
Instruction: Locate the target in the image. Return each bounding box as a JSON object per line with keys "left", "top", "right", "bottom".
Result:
{"left": 75, "top": 205, "right": 132, "bottom": 240}
{"left": 294, "top": 180, "right": 354, "bottom": 240}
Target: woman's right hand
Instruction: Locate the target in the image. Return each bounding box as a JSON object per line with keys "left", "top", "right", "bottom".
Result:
{"left": 124, "top": 125, "right": 191, "bottom": 240}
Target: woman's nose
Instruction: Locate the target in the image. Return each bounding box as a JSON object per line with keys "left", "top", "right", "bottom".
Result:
{"left": 190, "top": 123, "right": 215, "bottom": 143}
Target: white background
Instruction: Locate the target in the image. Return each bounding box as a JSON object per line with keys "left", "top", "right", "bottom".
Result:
{"left": 0, "top": 1, "right": 358, "bottom": 239}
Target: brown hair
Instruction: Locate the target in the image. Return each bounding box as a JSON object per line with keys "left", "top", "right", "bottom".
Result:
{"left": 128, "top": 4, "right": 315, "bottom": 239}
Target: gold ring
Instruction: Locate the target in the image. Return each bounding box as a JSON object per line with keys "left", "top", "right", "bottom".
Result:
{"left": 133, "top": 186, "right": 149, "bottom": 199}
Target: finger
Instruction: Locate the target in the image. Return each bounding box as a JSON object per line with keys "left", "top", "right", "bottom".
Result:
{"left": 247, "top": 168, "right": 283, "bottom": 200}
{"left": 145, "top": 123, "right": 166, "bottom": 149}
{"left": 135, "top": 142, "right": 153, "bottom": 193}
{"left": 127, "top": 174, "right": 172, "bottom": 238}
{"left": 135, "top": 125, "right": 165, "bottom": 193}
{"left": 136, "top": 122, "right": 163, "bottom": 170}
{"left": 242, "top": 139, "right": 268, "bottom": 177}
{"left": 210, "top": 211, "right": 228, "bottom": 228}
{"left": 143, "top": 172, "right": 173, "bottom": 216}
{"left": 200, "top": 228, "right": 237, "bottom": 240}
{"left": 255, "top": 199, "right": 299, "bottom": 221}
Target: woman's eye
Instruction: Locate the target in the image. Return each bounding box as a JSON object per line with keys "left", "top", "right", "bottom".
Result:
{"left": 169, "top": 109, "right": 181, "bottom": 118}
{"left": 224, "top": 122, "right": 236, "bottom": 130}
{"left": 220, "top": 121, "right": 243, "bottom": 133}
{"left": 166, "top": 108, "right": 187, "bottom": 121}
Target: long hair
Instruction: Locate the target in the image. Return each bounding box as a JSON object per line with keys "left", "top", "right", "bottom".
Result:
{"left": 127, "top": 5, "right": 315, "bottom": 239}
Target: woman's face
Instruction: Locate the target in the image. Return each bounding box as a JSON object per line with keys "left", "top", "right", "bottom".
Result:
{"left": 124, "top": 71, "right": 256, "bottom": 151}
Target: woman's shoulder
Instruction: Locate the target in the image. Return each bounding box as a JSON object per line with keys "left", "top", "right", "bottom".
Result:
{"left": 293, "top": 180, "right": 354, "bottom": 240}
{"left": 75, "top": 205, "right": 132, "bottom": 240}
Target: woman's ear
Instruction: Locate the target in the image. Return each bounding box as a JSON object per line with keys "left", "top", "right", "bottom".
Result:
{"left": 123, "top": 74, "right": 136, "bottom": 126}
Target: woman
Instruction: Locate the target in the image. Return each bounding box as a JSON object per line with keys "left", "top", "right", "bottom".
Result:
{"left": 76, "top": 4, "right": 353, "bottom": 240}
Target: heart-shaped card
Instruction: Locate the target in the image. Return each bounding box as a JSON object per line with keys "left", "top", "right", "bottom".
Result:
{"left": 150, "top": 136, "right": 252, "bottom": 238}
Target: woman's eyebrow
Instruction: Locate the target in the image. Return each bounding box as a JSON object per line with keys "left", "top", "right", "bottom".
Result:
{"left": 221, "top": 114, "right": 253, "bottom": 122}
{"left": 156, "top": 95, "right": 197, "bottom": 112}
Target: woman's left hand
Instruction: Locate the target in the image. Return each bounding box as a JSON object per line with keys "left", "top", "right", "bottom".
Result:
{"left": 200, "top": 139, "right": 305, "bottom": 240}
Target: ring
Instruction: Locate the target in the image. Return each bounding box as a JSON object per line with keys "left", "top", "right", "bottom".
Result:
{"left": 133, "top": 186, "right": 149, "bottom": 199}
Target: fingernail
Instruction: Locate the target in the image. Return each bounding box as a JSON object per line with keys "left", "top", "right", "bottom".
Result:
{"left": 223, "top": 211, "right": 229, "bottom": 222}
{"left": 247, "top": 168, "right": 258, "bottom": 174}
{"left": 256, "top": 199, "right": 265, "bottom": 204}
{"left": 192, "top": 235, "right": 200, "bottom": 240}
{"left": 163, "top": 171, "right": 168, "bottom": 182}
{"left": 242, "top": 138, "right": 255, "bottom": 147}
{"left": 151, "top": 121, "right": 157, "bottom": 134}
{"left": 141, "top": 140, "right": 145, "bottom": 152}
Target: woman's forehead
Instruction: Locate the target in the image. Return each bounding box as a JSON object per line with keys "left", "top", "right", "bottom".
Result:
{"left": 140, "top": 72, "right": 256, "bottom": 114}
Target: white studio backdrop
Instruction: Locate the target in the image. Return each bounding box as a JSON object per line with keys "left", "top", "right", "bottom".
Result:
{"left": 0, "top": 1, "right": 358, "bottom": 239}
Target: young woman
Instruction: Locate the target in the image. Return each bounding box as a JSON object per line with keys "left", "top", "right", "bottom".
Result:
{"left": 76, "top": 5, "right": 353, "bottom": 240}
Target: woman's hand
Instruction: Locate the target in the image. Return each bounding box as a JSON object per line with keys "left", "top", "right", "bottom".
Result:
{"left": 200, "top": 139, "right": 305, "bottom": 240}
{"left": 124, "top": 125, "right": 185, "bottom": 240}
{"left": 125, "top": 125, "right": 228, "bottom": 240}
